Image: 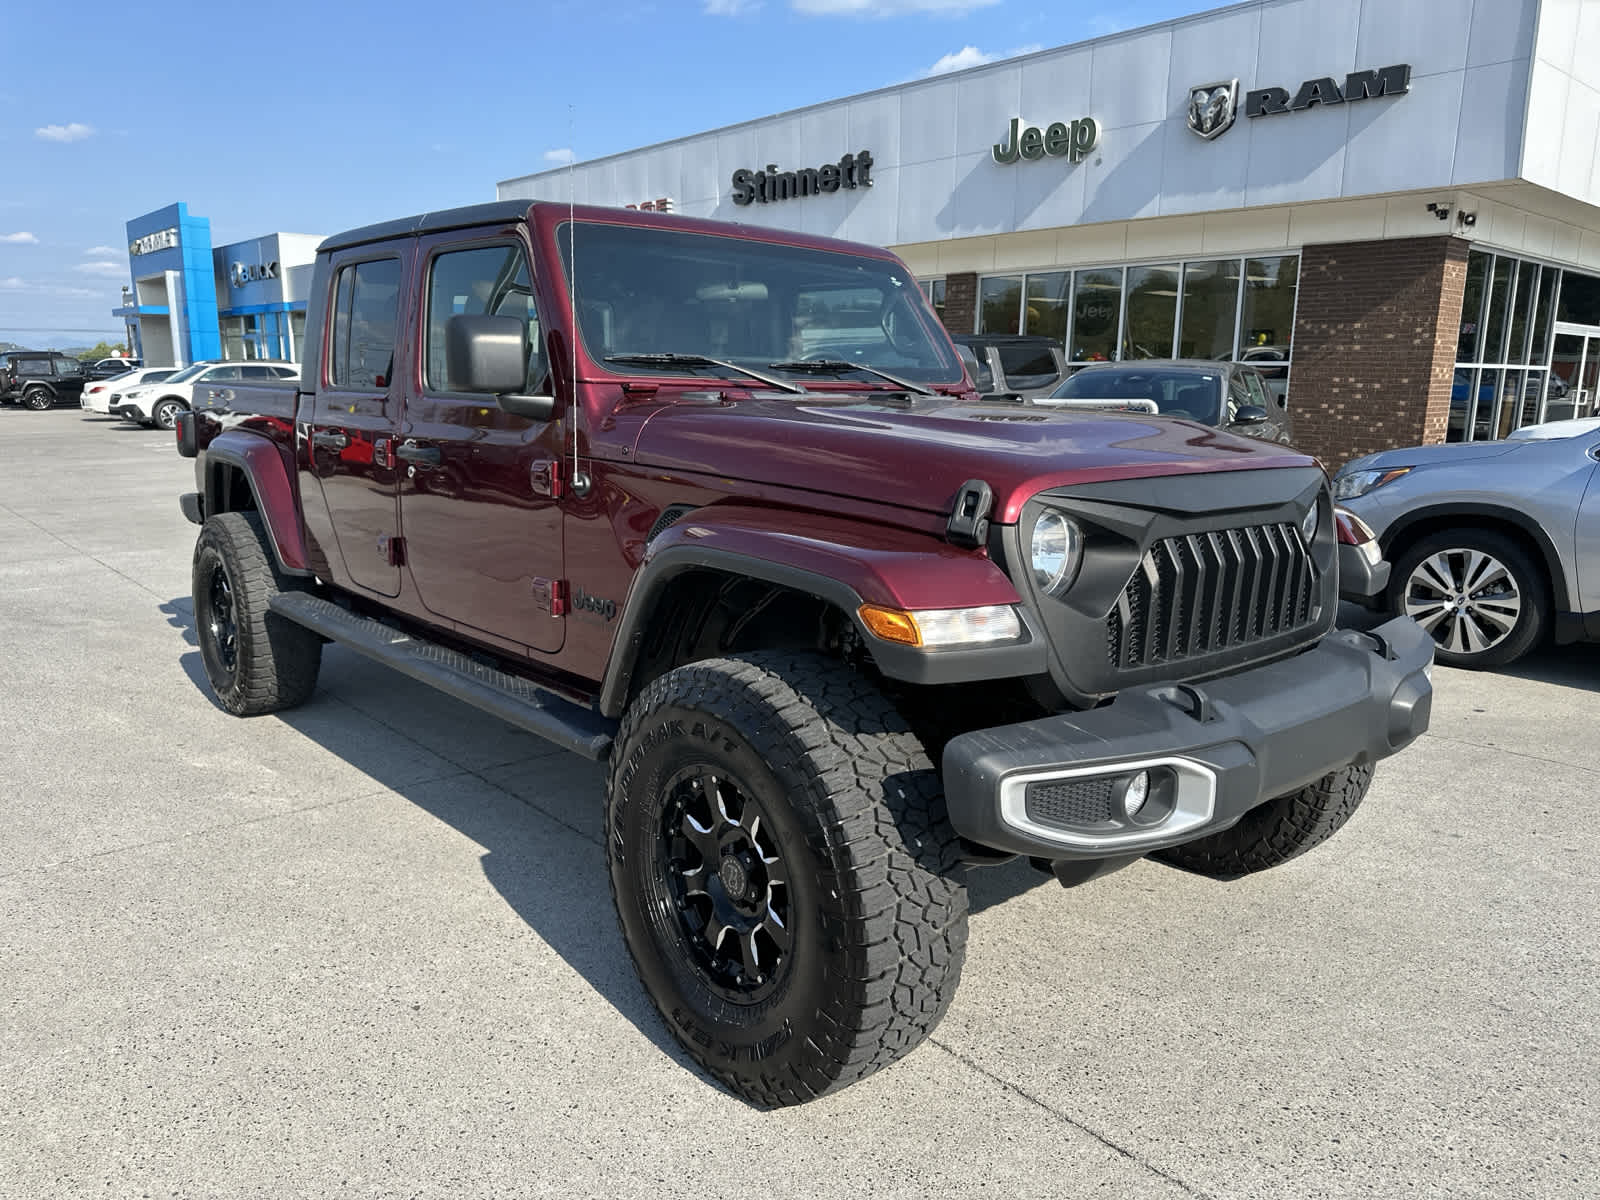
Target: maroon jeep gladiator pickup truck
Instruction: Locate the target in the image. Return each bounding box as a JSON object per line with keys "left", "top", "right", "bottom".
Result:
{"left": 176, "top": 199, "right": 1432, "bottom": 1106}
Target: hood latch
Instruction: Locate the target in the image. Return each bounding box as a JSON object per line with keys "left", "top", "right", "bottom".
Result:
{"left": 946, "top": 479, "right": 994, "bottom": 549}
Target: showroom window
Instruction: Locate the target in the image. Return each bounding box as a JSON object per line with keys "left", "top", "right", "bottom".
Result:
{"left": 919, "top": 278, "right": 946, "bottom": 324}
{"left": 1450, "top": 249, "right": 1580, "bottom": 441}
{"left": 975, "top": 253, "right": 1300, "bottom": 395}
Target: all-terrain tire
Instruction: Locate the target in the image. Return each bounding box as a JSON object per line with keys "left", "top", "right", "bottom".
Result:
{"left": 192, "top": 511, "right": 321, "bottom": 716}
{"left": 22, "top": 386, "right": 53, "bottom": 411}
{"left": 1154, "top": 764, "right": 1374, "bottom": 881}
{"left": 606, "top": 652, "right": 969, "bottom": 1107}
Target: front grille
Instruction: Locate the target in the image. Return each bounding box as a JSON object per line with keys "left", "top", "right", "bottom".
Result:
{"left": 1106, "top": 523, "right": 1318, "bottom": 670}
{"left": 1024, "top": 777, "right": 1115, "bottom": 828}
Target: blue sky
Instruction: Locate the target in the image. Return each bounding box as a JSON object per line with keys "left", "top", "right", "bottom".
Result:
{"left": 0, "top": 0, "right": 1211, "bottom": 347}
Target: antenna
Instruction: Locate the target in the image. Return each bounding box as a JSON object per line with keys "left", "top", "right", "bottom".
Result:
{"left": 566, "top": 105, "right": 590, "bottom": 498}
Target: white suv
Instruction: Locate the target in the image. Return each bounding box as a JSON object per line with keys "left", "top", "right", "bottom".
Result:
{"left": 115, "top": 361, "right": 299, "bottom": 428}
{"left": 81, "top": 367, "right": 179, "bottom": 415}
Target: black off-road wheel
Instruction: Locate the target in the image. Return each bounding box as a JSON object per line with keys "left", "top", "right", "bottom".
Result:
{"left": 22, "top": 386, "right": 53, "bottom": 411}
{"left": 192, "top": 511, "right": 321, "bottom": 716}
{"left": 1155, "top": 764, "right": 1374, "bottom": 881}
{"left": 606, "top": 653, "right": 969, "bottom": 1107}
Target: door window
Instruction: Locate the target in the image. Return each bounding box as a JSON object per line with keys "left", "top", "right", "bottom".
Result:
{"left": 424, "top": 244, "right": 542, "bottom": 394}
{"left": 203, "top": 365, "right": 243, "bottom": 382}
{"left": 331, "top": 258, "right": 403, "bottom": 389}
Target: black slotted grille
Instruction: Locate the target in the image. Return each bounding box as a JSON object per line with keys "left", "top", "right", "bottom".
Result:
{"left": 1024, "top": 777, "right": 1116, "bottom": 828}
{"left": 1105, "top": 522, "right": 1317, "bottom": 671}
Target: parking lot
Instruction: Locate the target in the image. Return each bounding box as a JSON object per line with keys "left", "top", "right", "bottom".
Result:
{"left": 2, "top": 405, "right": 1596, "bottom": 1199}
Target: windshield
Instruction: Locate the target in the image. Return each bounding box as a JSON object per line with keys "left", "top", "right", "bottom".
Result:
{"left": 1052, "top": 368, "right": 1222, "bottom": 424}
{"left": 162, "top": 363, "right": 211, "bottom": 384}
{"left": 559, "top": 221, "right": 962, "bottom": 386}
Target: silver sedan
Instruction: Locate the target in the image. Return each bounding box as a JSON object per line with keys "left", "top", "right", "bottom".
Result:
{"left": 1333, "top": 421, "right": 1600, "bottom": 668}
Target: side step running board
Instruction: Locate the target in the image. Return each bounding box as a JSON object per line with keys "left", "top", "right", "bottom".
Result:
{"left": 269, "top": 592, "right": 615, "bottom": 761}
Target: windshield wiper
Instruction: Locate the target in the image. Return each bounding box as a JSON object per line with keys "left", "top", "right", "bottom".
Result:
{"left": 767, "top": 359, "right": 934, "bottom": 396}
{"left": 604, "top": 353, "right": 805, "bottom": 395}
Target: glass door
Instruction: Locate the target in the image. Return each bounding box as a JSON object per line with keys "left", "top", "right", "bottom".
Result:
{"left": 1549, "top": 331, "right": 1600, "bottom": 423}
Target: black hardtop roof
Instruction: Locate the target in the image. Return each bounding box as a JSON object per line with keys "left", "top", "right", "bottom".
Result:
{"left": 319, "top": 200, "right": 532, "bottom": 254}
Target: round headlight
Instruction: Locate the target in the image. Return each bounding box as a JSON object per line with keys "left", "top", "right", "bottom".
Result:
{"left": 1299, "top": 497, "right": 1320, "bottom": 546}
{"left": 1031, "top": 511, "right": 1082, "bottom": 594}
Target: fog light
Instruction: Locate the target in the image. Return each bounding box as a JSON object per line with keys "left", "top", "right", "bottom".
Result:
{"left": 1119, "top": 770, "right": 1151, "bottom": 819}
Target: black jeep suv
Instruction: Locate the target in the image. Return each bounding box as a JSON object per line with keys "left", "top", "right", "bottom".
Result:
{"left": 0, "top": 353, "right": 88, "bottom": 410}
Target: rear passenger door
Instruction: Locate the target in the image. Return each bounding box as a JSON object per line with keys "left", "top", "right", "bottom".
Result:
{"left": 307, "top": 250, "right": 408, "bottom": 597}
{"left": 398, "top": 232, "right": 565, "bottom": 655}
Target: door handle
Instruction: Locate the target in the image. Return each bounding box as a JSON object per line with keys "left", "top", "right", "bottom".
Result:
{"left": 395, "top": 440, "right": 443, "bottom": 467}
{"left": 312, "top": 431, "right": 350, "bottom": 451}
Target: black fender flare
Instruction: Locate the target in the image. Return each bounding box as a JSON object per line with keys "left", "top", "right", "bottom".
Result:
{"left": 596, "top": 538, "right": 1046, "bottom": 719}
{"left": 201, "top": 434, "right": 312, "bottom": 576}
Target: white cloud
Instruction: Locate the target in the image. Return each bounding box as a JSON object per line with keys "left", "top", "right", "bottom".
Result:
{"left": 35, "top": 122, "right": 95, "bottom": 143}
{"left": 927, "top": 46, "right": 993, "bottom": 74}
{"left": 925, "top": 42, "right": 1044, "bottom": 75}
{"left": 0, "top": 231, "right": 39, "bottom": 245}
{"left": 795, "top": 0, "right": 998, "bottom": 15}
{"left": 0, "top": 277, "right": 24, "bottom": 289}
{"left": 74, "top": 261, "right": 127, "bottom": 277}
{"left": 705, "top": 0, "right": 758, "bottom": 12}
{"left": 543, "top": 147, "right": 576, "bottom": 165}
{"left": 84, "top": 244, "right": 121, "bottom": 257}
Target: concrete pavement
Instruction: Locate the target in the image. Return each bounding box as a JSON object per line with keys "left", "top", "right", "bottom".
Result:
{"left": 2, "top": 406, "right": 1595, "bottom": 1198}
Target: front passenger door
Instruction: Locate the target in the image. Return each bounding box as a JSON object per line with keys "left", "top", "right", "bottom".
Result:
{"left": 399, "top": 235, "right": 565, "bottom": 655}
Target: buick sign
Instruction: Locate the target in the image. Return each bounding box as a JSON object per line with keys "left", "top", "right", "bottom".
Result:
{"left": 1187, "top": 81, "right": 1239, "bottom": 140}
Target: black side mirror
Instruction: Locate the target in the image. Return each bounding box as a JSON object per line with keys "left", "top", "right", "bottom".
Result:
{"left": 445, "top": 314, "right": 554, "bottom": 420}
{"left": 1233, "top": 404, "right": 1269, "bottom": 425}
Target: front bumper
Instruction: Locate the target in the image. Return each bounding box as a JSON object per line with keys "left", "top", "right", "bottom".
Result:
{"left": 1338, "top": 539, "right": 1391, "bottom": 604}
{"left": 941, "top": 617, "right": 1432, "bottom": 860}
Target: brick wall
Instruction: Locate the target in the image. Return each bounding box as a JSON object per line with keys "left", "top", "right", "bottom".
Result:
{"left": 941, "top": 272, "right": 977, "bottom": 335}
{"left": 1289, "top": 236, "right": 1468, "bottom": 470}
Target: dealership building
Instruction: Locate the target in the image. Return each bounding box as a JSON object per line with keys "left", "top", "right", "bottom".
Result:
{"left": 112, "top": 202, "right": 322, "bottom": 368}
{"left": 498, "top": 0, "right": 1600, "bottom": 468}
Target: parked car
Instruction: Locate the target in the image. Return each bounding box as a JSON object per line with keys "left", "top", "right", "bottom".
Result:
{"left": 951, "top": 333, "right": 1068, "bottom": 400}
{"left": 0, "top": 351, "right": 88, "bottom": 410}
{"left": 1037, "top": 360, "right": 1295, "bottom": 445}
{"left": 116, "top": 360, "right": 298, "bottom": 428}
{"left": 1333, "top": 419, "right": 1600, "bottom": 667}
{"left": 80, "top": 366, "right": 177, "bottom": 415}
{"left": 84, "top": 356, "right": 143, "bottom": 381}
{"left": 173, "top": 197, "right": 1431, "bottom": 1106}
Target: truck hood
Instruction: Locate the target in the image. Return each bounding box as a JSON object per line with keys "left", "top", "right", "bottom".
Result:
{"left": 629, "top": 395, "right": 1311, "bottom": 523}
{"left": 1340, "top": 438, "right": 1524, "bottom": 477}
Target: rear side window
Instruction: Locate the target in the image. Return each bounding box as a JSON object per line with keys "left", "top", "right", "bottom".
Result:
{"left": 331, "top": 258, "right": 403, "bottom": 389}
{"left": 21, "top": 357, "right": 54, "bottom": 376}
{"left": 424, "top": 244, "right": 541, "bottom": 393}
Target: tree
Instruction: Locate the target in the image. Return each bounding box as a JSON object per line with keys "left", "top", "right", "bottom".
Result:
{"left": 76, "top": 340, "right": 128, "bottom": 361}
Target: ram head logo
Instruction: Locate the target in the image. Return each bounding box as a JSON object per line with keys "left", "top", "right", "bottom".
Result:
{"left": 1187, "top": 80, "right": 1240, "bottom": 140}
